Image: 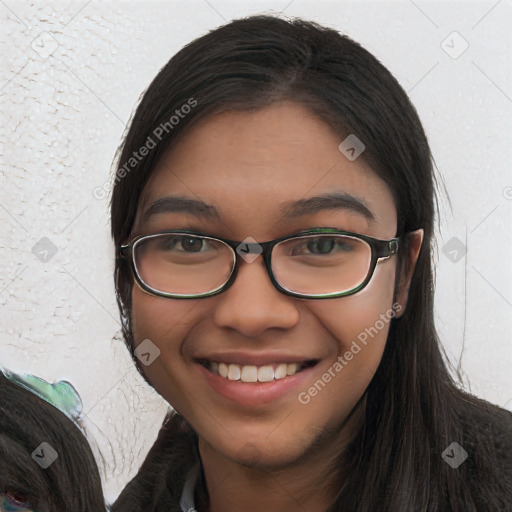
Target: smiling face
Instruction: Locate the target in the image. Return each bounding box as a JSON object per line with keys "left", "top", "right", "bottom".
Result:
{"left": 128, "top": 101, "right": 408, "bottom": 478}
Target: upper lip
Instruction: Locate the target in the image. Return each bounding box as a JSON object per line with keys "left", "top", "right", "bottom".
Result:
{"left": 194, "top": 351, "right": 319, "bottom": 366}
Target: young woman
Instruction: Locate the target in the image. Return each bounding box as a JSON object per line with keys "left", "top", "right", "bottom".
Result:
{"left": 110, "top": 15, "right": 512, "bottom": 512}
{"left": 0, "top": 369, "right": 108, "bottom": 511}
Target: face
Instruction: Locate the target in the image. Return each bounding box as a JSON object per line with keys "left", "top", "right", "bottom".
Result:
{"left": 128, "top": 102, "right": 412, "bottom": 472}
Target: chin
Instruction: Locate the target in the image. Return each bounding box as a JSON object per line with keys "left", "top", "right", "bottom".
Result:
{"left": 202, "top": 429, "right": 313, "bottom": 470}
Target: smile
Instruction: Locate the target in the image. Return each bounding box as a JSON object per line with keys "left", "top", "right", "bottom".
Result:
{"left": 199, "top": 360, "right": 318, "bottom": 382}
{"left": 195, "top": 355, "right": 322, "bottom": 407}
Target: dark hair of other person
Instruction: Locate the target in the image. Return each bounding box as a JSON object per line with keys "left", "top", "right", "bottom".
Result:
{"left": 0, "top": 373, "right": 108, "bottom": 512}
{"left": 109, "top": 15, "right": 512, "bottom": 512}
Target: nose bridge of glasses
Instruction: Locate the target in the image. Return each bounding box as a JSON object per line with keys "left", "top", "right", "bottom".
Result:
{"left": 223, "top": 237, "right": 275, "bottom": 263}
{"left": 222, "top": 238, "right": 281, "bottom": 292}
{"left": 237, "top": 241, "right": 265, "bottom": 255}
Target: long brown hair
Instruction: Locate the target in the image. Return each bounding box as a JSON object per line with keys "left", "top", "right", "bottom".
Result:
{"left": 110, "top": 15, "right": 512, "bottom": 511}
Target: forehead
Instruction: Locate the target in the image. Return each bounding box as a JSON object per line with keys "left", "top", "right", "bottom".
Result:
{"left": 135, "top": 102, "right": 397, "bottom": 238}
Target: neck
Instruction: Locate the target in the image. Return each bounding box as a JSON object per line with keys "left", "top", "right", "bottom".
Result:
{"left": 197, "top": 400, "right": 365, "bottom": 512}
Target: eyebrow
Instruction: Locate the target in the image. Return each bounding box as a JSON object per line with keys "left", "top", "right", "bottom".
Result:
{"left": 140, "top": 192, "right": 375, "bottom": 223}
{"left": 141, "top": 196, "right": 221, "bottom": 223}
{"left": 280, "top": 193, "right": 375, "bottom": 222}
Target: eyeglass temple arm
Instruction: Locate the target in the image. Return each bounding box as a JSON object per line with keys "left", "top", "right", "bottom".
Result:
{"left": 375, "top": 238, "right": 399, "bottom": 259}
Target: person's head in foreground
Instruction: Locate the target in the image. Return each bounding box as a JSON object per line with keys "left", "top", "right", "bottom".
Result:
{"left": 0, "top": 370, "right": 108, "bottom": 512}
{"left": 110, "top": 14, "right": 512, "bottom": 512}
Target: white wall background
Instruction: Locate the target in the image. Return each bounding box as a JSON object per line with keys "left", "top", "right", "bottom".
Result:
{"left": 1, "top": 0, "right": 511, "bottom": 504}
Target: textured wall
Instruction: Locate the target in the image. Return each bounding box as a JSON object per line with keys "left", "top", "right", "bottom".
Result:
{"left": 1, "top": 0, "right": 511, "bottom": 503}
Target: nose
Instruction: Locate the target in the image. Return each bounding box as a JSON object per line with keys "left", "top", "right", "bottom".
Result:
{"left": 213, "top": 256, "right": 300, "bottom": 338}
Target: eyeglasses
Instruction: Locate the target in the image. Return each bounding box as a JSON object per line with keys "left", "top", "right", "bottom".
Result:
{"left": 119, "top": 228, "right": 400, "bottom": 300}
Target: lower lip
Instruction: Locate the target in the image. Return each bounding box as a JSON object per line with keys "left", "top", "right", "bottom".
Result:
{"left": 196, "top": 362, "right": 318, "bottom": 407}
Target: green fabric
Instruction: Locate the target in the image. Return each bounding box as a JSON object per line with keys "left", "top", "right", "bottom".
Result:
{"left": 0, "top": 367, "right": 82, "bottom": 424}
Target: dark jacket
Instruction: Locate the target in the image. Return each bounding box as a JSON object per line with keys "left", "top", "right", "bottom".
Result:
{"left": 112, "top": 398, "right": 512, "bottom": 512}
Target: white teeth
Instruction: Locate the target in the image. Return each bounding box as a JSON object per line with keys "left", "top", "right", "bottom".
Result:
{"left": 218, "top": 362, "right": 228, "bottom": 378}
{"left": 228, "top": 364, "right": 241, "bottom": 381}
{"left": 241, "top": 365, "right": 258, "bottom": 382}
{"left": 286, "top": 363, "right": 299, "bottom": 376}
{"left": 208, "top": 361, "right": 308, "bottom": 381}
{"left": 275, "top": 363, "right": 288, "bottom": 379}
{"left": 257, "top": 365, "right": 274, "bottom": 382}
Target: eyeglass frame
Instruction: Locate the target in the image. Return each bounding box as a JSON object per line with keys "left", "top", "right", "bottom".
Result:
{"left": 119, "top": 227, "right": 400, "bottom": 300}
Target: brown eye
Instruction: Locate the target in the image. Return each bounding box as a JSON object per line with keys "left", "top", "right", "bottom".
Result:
{"left": 180, "top": 236, "right": 205, "bottom": 252}
{"left": 306, "top": 237, "right": 336, "bottom": 254}
{"left": 156, "top": 235, "right": 209, "bottom": 253}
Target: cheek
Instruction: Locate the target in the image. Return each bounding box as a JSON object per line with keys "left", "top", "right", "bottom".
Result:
{"left": 310, "top": 260, "right": 395, "bottom": 349}
{"left": 295, "top": 261, "right": 398, "bottom": 427}
{"left": 308, "top": 259, "right": 397, "bottom": 371}
{"left": 130, "top": 286, "right": 201, "bottom": 408}
{"left": 132, "top": 287, "right": 191, "bottom": 340}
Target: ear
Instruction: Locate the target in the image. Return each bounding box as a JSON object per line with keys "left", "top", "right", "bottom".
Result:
{"left": 394, "top": 229, "right": 424, "bottom": 318}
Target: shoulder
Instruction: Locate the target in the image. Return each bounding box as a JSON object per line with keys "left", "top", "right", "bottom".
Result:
{"left": 454, "top": 392, "right": 512, "bottom": 510}
{"left": 457, "top": 393, "right": 512, "bottom": 460}
{"left": 112, "top": 412, "right": 198, "bottom": 512}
